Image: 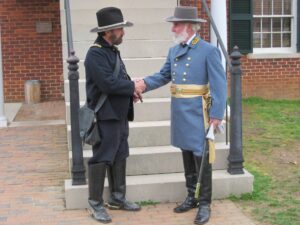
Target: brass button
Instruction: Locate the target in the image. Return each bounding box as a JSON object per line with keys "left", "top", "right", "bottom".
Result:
{"left": 182, "top": 78, "right": 187, "bottom": 82}
{"left": 174, "top": 63, "right": 177, "bottom": 67}
{"left": 175, "top": 58, "right": 179, "bottom": 61}
{"left": 172, "top": 72, "right": 176, "bottom": 75}
{"left": 183, "top": 72, "right": 187, "bottom": 76}
{"left": 172, "top": 78, "right": 175, "bottom": 82}
{"left": 186, "top": 63, "right": 190, "bottom": 67}
{"left": 187, "top": 57, "right": 191, "bottom": 61}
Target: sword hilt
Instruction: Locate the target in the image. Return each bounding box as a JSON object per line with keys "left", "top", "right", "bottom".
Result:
{"left": 195, "top": 182, "right": 201, "bottom": 199}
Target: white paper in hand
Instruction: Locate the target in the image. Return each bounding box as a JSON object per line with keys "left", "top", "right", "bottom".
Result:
{"left": 206, "top": 124, "right": 215, "bottom": 140}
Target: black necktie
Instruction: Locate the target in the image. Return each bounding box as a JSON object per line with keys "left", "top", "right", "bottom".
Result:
{"left": 181, "top": 43, "right": 187, "bottom": 48}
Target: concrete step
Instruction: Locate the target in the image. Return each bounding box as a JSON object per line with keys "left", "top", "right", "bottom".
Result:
{"left": 61, "top": 21, "right": 173, "bottom": 42}
{"left": 62, "top": 39, "right": 173, "bottom": 60}
{"left": 64, "top": 79, "right": 171, "bottom": 102}
{"left": 65, "top": 98, "right": 229, "bottom": 124}
{"left": 60, "top": 0, "right": 177, "bottom": 10}
{"left": 68, "top": 121, "right": 169, "bottom": 149}
{"left": 65, "top": 169, "right": 254, "bottom": 209}
{"left": 66, "top": 98, "right": 171, "bottom": 124}
{"left": 69, "top": 143, "right": 230, "bottom": 177}
{"left": 63, "top": 57, "right": 167, "bottom": 80}
{"left": 67, "top": 120, "right": 227, "bottom": 150}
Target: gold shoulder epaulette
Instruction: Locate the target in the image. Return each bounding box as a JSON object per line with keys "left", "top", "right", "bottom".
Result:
{"left": 91, "top": 44, "right": 102, "bottom": 48}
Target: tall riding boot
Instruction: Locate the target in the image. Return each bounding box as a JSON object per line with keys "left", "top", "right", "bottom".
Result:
{"left": 174, "top": 150, "right": 199, "bottom": 213}
{"left": 107, "top": 160, "right": 141, "bottom": 211}
{"left": 193, "top": 153, "right": 212, "bottom": 225}
{"left": 88, "top": 163, "right": 111, "bottom": 223}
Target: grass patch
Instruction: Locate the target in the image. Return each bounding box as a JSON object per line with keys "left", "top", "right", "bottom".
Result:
{"left": 231, "top": 97, "right": 300, "bottom": 225}
{"left": 136, "top": 200, "right": 160, "bottom": 206}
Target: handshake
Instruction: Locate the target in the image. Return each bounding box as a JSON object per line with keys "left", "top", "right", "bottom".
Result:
{"left": 133, "top": 79, "right": 146, "bottom": 103}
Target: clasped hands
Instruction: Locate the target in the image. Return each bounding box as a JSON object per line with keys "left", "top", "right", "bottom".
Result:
{"left": 133, "top": 79, "right": 146, "bottom": 103}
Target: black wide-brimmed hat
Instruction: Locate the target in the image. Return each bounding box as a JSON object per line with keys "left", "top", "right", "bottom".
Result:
{"left": 90, "top": 7, "right": 133, "bottom": 33}
{"left": 166, "top": 6, "right": 206, "bottom": 23}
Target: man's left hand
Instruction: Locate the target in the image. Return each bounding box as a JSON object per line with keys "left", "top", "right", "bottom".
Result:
{"left": 209, "top": 118, "right": 222, "bottom": 129}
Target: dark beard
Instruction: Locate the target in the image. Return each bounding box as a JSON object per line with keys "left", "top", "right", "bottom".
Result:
{"left": 111, "top": 33, "right": 123, "bottom": 45}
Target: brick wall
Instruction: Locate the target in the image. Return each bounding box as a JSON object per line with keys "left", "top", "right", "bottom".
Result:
{"left": 0, "top": 0, "right": 63, "bottom": 102}
{"left": 182, "top": 0, "right": 300, "bottom": 99}
{"left": 242, "top": 57, "right": 300, "bottom": 99}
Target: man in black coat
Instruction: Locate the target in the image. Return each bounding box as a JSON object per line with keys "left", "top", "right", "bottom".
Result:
{"left": 84, "top": 7, "right": 142, "bottom": 223}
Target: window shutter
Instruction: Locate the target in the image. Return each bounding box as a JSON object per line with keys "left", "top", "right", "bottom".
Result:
{"left": 230, "top": 0, "right": 253, "bottom": 54}
{"left": 297, "top": 0, "right": 300, "bottom": 52}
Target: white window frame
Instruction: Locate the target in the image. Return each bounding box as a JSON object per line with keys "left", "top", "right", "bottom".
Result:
{"left": 253, "top": 0, "right": 297, "bottom": 54}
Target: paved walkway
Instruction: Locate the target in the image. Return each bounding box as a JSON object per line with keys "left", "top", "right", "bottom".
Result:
{"left": 0, "top": 101, "right": 258, "bottom": 225}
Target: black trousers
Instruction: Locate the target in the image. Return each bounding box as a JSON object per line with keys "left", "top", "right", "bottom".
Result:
{"left": 88, "top": 119, "right": 129, "bottom": 165}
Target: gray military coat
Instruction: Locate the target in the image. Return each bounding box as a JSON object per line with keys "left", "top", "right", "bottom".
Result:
{"left": 144, "top": 35, "right": 227, "bottom": 155}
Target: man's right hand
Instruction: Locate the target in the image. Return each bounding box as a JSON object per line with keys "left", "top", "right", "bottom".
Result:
{"left": 134, "top": 79, "right": 146, "bottom": 94}
{"left": 133, "top": 79, "right": 146, "bottom": 103}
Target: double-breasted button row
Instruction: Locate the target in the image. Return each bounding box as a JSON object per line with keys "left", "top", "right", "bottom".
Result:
{"left": 172, "top": 57, "right": 192, "bottom": 83}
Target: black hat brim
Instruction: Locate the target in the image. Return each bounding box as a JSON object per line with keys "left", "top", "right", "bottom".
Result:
{"left": 90, "top": 21, "right": 133, "bottom": 33}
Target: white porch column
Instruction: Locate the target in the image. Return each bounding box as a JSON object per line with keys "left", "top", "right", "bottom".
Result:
{"left": 210, "top": 0, "right": 228, "bottom": 69}
{"left": 0, "top": 27, "right": 8, "bottom": 127}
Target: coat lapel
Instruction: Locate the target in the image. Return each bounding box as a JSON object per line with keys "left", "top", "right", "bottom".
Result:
{"left": 174, "top": 35, "right": 201, "bottom": 58}
{"left": 175, "top": 44, "right": 190, "bottom": 58}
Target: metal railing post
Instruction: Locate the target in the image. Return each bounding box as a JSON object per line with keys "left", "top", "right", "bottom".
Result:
{"left": 67, "top": 51, "right": 86, "bottom": 185}
{"left": 64, "top": 0, "right": 86, "bottom": 185}
{"left": 228, "top": 46, "right": 244, "bottom": 174}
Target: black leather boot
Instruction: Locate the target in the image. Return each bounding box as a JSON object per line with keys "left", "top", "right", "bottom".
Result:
{"left": 88, "top": 163, "right": 111, "bottom": 223}
{"left": 107, "top": 160, "right": 141, "bottom": 211}
{"left": 193, "top": 152, "right": 212, "bottom": 225}
{"left": 174, "top": 150, "right": 199, "bottom": 213}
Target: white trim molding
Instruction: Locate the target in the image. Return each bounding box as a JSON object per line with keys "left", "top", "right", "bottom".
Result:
{"left": 248, "top": 53, "right": 300, "bottom": 59}
{"left": 210, "top": 0, "right": 227, "bottom": 70}
{"left": 0, "top": 26, "right": 8, "bottom": 127}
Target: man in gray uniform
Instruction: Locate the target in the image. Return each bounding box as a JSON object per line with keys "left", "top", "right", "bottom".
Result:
{"left": 135, "top": 6, "right": 227, "bottom": 225}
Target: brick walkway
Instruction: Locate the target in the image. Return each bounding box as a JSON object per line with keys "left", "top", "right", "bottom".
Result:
{"left": 0, "top": 102, "right": 258, "bottom": 225}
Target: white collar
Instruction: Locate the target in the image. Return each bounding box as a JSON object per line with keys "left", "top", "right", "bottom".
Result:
{"left": 185, "top": 33, "right": 197, "bottom": 45}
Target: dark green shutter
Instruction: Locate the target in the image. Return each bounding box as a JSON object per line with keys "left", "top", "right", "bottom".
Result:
{"left": 297, "top": 0, "right": 300, "bottom": 52}
{"left": 230, "top": 0, "right": 253, "bottom": 54}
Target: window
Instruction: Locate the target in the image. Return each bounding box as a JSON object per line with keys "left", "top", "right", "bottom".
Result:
{"left": 253, "top": 0, "right": 295, "bottom": 53}
{"left": 230, "top": 0, "right": 300, "bottom": 54}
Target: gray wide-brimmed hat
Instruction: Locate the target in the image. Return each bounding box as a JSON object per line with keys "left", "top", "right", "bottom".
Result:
{"left": 90, "top": 7, "right": 133, "bottom": 33}
{"left": 166, "top": 6, "right": 206, "bottom": 23}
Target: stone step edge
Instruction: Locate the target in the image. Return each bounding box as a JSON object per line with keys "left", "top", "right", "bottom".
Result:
{"left": 65, "top": 98, "right": 171, "bottom": 107}
{"left": 63, "top": 57, "right": 166, "bottom": 63}
{"left": 67, "top": 121, "right": 170, "bottom": 131}
{"left": 65, "top": 169, "right": 254, "bottom": 209}
{"left": 67, "top": 119, "right": 229, "bottom": 129}
{"left": 69, "top": 143, "right": 230, "bottom": 158}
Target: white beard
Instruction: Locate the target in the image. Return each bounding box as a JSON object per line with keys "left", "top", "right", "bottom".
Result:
{"left": 172, "top": 28, "right": 189, "bottom": 45}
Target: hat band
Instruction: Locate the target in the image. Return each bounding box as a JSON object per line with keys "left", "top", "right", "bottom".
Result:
{"left": 98, "top": 21, "right": 127, "bottom": 30}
